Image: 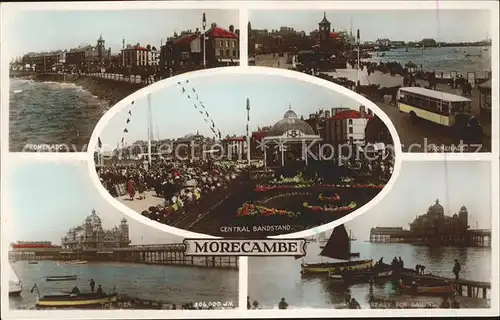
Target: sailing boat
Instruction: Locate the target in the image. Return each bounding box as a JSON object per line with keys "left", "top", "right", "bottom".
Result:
{"left": 300, "top": 225, "right": 372, "bottom": 276}
{"left": 9, "top": 263, "right": 22, "bottom": 296}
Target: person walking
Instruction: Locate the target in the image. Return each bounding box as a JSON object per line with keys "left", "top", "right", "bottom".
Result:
{"left": 89, "top": 279, "right": 95, "bottom": 293}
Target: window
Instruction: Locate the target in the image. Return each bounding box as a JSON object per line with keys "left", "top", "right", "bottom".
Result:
{"left": 219, "top": 49, "right": 224, "bottom": 56}
{"left": 226, "top": 49, "right": 230, "bottom": 56}
{"left": 349, "top": 127, "right": 353, "bottom": 134}
{"left": 219, "top": 40, "right": 223, "bottom": 47}
{"left": 231, "top": 41, "right": 235, "bottom": 48}
{"left": 232, "top": 50, "right": 237, "bottom": 57}
{"left": 348, "top": 119, "right": 353, "bottom": 125}
{"left": 225, "top": 40, "right": 229, "bottom": 47}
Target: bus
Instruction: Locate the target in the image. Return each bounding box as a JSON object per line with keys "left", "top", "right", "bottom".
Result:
{"left": 398, "top": 87, "right": 475, "bottom": 126}
{"left": 397, "top": 86, "right": 483, "bottom": 141}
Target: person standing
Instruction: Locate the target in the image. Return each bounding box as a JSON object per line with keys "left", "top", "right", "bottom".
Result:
{"left": 89, "top": 279, "right": 95, "bottom": 293}
{"left": 453, "top": 259, "right": 461, "bottom": 280}
{"left": 127, "top": 177, "right": 135, "bottom": 200}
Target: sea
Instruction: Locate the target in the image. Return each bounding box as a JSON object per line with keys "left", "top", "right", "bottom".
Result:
{"left": 366, "top": 46, "right": 491, "bottom": 77}
{"left": 9, "top": 260, "right": 238, "bottom": 309}
{"left": 8, "top": 46, "right": 491, "bottom": 152}
{"left": 9, "top": 79, "right": 109, "bottom": 152}
{"left": 248, "top": 241, "right": 491, "bottom": 309}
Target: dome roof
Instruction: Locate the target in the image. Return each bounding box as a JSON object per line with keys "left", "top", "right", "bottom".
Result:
{"left": 429, "top": 199, "right": 444, "bottom": 213}
{"left": 270, "top": 107, "right": 315, "bottom": 136}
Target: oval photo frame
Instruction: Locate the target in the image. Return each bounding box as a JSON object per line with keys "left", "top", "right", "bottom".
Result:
{"left": 87, "top": 66, "right": 403, "bottom": 239}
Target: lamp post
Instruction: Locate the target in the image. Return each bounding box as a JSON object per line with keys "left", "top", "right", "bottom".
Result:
{"left": 246, "top": 98, "right": 251, "bottom": 165}
{"left": 356, "top": 29, "right": 360, "bottom": 86}
{"left": 202, "top": 12, "right": 207, "bottom": 68}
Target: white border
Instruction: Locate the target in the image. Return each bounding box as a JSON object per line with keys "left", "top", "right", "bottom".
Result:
{"left": 1, "top": 1, "right": 498, "bottom": 319}
{"left": 85, "top": 66, "right": 404, "bottom": 240}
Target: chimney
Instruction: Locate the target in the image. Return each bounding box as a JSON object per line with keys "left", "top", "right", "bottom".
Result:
{"left": 324, "top": 110, "right": 331, "bottom": 118}
{"left": 211, "top": 22, "right": 217, "bottom": 29}
{"left": 229, "top": 25, "right": 235, "bottom": 33}
{"left": 331, "top": 108, "right": 338, "bottom": 116}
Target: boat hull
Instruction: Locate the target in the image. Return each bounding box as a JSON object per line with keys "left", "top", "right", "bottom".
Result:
{"left": 340, "top": 268, "right": 393, "bottom": 283}
{"left": 36, "top": 293, "right": 118, "bottom": 309}
{"left": 46, "top": 276, "right": 78, "bottom": 282}
{"left": 399, "top": 283, "right": 455, "bottom": 296}
{"left": 301, "top": 259, "right": 373, "bottom": 275}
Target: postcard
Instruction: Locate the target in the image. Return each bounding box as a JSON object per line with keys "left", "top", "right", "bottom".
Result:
{"left": 1, "top": 1, "right": 498, "bottom": 319}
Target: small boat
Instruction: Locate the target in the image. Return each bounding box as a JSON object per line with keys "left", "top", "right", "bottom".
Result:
{"left": 28, "top": 261, "right": 38, "bottom": 264}
{"left": 59, "top": 260, "right": 88, "bottom": 265}
{"left": 301, "top": 225, "right": 373, "bottom": 276}
{"left": 9, "top": 263, "right": 22, "bottom": 296}
{"left": 46, "top": 275, "right": 78, "bottom": 282}
{"left": 31, "top": 284, "right": 118, "bottom": 309}
{"left": 398, "top": 280, "right": 455, "bottom": 296}
{"left": 334, "top": 266, "right": 393, "bottom": 283}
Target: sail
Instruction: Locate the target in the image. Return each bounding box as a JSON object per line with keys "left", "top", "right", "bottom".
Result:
{"left": 9, "top": 263, "right": 20, "bottom": 283}
{"left": 319, "top": 225, "right": 351, "bottom": 260}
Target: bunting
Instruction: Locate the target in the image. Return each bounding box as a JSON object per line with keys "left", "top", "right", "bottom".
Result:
{"left": 177, "top": 79, "right": 222, "bottom": 140}
{"left": 120, "top": 100, "right": 135, "bottom": 147}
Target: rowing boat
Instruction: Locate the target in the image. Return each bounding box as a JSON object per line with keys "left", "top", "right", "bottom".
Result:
{"left": 46, "top": 275, "right": 78, "bottom": 282}
{"left": 36, "top": 292, "right": 118, "bottom": 309}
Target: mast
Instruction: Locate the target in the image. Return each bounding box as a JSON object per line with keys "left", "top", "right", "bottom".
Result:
{"left": 147, "top": 93, "right": 152, "bottom": 165}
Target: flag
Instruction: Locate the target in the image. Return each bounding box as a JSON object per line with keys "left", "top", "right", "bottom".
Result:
{"left": 192, "top": 88, "right": 196, "bottom": 93}
{"left": 194, "top": 104, "right": 198, "bottom": 109}
{"left": 187, "top": 95, "right": 191, "bottom": 99}
{"left": 199, "top": 110, "right": 203, "bottom": 115}
{"left": 205, "top": 111, "right": 209, "bottom": 117}
{"left": 126, "top": 119, "right": 130, "bottom": 124}
{"left": 182, "top": 87, "right": 186, "bottom": 93}
{"left": 124, "top": 128, "right": 128, "bottom": 133}
{"left": 294, "top": 255, "right": 303, "bottom": 260}
{"left": 128, "top": 110, "right": 132, "bottom": 115}
{"left": 121, "top": 137, "right": 124, "bottom": 143}
{"left": 186, "top": 80, "right": 189, "bottom": 83}
{"left": 196, "top": 94, "right": 199, "bottom": 100}
{"left": 98, "top": 137, "right": 102, "bottom": 148}
{"left": 177, "top": 81, "right": 181, "bottom": 85}
{"left": 131, "top": 101, "right": 134, "bottom": 105}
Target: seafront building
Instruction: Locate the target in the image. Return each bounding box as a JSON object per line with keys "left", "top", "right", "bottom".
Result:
{"left": 61, "top": 209, "right": 130, "bottom": 250}
{"left": 16, "top": 19, "right": 239, "bottom": 73}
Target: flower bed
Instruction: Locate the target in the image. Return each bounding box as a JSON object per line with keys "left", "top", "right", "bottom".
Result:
{"left": 255, "top": 183, "right": 385, "bottom": 192}
{"left": 303, "top": 201, "right": 357, "bottom": 212}
{"left": 318, "top": 193, "right": 340, "bottom": 201}
{"left": 237, "top": 203, "right": 301, "bottom": 218}
{"left": 257, "top": 192, "right": 312, "bottom": 204}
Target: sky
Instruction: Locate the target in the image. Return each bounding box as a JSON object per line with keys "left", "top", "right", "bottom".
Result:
{"left": 6, "top": 160, "right": 181, "bottom": 245}
{"left": 4, "top": 9, "right": 238, "bottom": 59}
{"left": 99, "top": 73, "right": 364, "bottom": 148}
{"left": 345, "top": 161, "right": 492, "bottom": 241}
{"left": 249, "top": 10, "right": 491, "bottom": 42}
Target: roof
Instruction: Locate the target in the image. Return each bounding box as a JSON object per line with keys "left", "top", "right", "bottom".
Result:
{"left": 123, "top": 45, "right": 148, "bottom": 51}
{"left": 174, "top": 34, "right": 199, "bottom": 45}
{"left": 329, "top": 32, "right": 339, "bottom": 39}
{"left": 329, "top": 110, "right": 373, "bottom": 120}
{"left": 400, "top": 87, "right": 471, "bottom": 102}
{"left": 270, "top": 109, "right": 316, "bottom": 136}
{"left": 478, "top": 79, "right": 491, "bottom": 90}
{"left": 206, "top": 26, "right": 238, "bottom": 39}
{"left": 252, "top": 131, "right": 270, "bottom": 140}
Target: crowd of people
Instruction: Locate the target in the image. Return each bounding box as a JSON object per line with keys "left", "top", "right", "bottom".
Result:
{"left": 97, "top": 159, "right": 249, "bottom": 224}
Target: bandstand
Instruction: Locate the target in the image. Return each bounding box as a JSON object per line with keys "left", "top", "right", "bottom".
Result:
{"left": 262, "top": 106, "right": 321, "bottom": 168}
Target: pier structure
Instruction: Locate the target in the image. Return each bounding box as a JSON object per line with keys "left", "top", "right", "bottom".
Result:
{"left": 9, "top": 243, "right": 238, "bottom": 269}
{"left": 369, "top": 227, "right": 491, "bottom": 248}
{"left": 369, "top": 200, "right": 491, "bottom": 248}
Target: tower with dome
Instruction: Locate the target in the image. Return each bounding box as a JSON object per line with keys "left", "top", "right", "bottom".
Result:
{"left": 61, "top": 209, "right": 130, "bottom": 250}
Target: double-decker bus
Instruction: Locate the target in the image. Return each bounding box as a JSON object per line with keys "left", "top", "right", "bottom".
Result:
{"left": 397, "top": 87, "right": 483, "bottom": 141}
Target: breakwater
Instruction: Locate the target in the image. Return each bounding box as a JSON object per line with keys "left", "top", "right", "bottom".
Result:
{"left": 32, "top": 73, "right": 144, "bottom": 106}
